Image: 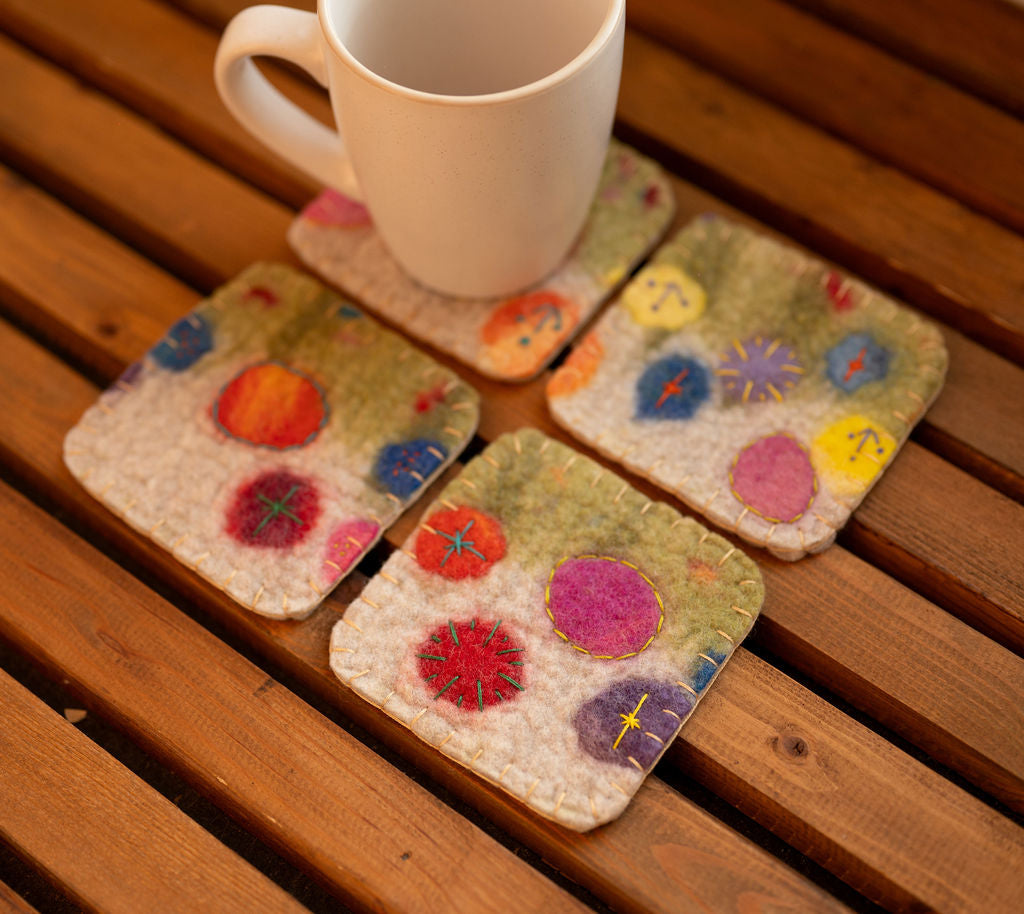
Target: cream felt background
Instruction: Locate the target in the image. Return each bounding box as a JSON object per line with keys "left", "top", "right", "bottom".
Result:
{"left": 331, "top": 430, "right": 764, "bottom": 831}
{"left": 64, "top": 263, "right": 479, "bottom": 620}
{"left": 288, "top": 140, "right": 676, "bottom": 381}
{"left": 548, "top": 217, "right": 949, "bottom": 559}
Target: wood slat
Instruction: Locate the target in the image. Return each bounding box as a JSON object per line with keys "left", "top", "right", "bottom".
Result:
{"left": 3, "top": 318, "right": 1023, "bottom": 912}
{"left": 0, "top": 485, "right": 596, "bottom": 914}
{"left": 4, "top": 276, "right": 1024, "bottom": 825}
{"left": 3, "top": 2, "right": 1023, "bottom": 910}
{"left": 0, "top": 880, "right": 39, "bottom": 914}
{"left": 628, "top": 0, "right": 1024, "bottom": 236}
{"left": 0, "top": 669, "right": 309, "bottom": 914}
{"left": 0, "top": 35, "right": 289, "bottom": 291}
{"left": 170, "top": 0, "right": 310, "bottom": 30}
{"left": 2, "top": 37, "right": 1022, "bottom": 649}
{"left": 183, "top": 0, "right": 1024, "bottom": 124}
{"left": 680, "top": 650, "right": 1024, "bottom": 913}
{"left": 0, "top": 0, "right": 320, "bottom": 210}
{"left": 0, "top": 469, "right": 853, "bottom": 914}
{"left": 2, "top": 0, "right": 1023, "bottom": 510}
{"left": 848, "top": 446, "right": 1024, "bottom": 652}
{"left": 922, "top": 331, "right": 1024, "bottom": 505}
{"left": 755, "top": 547, "right": 1024, "bottom": 815}
{"left": 2, "top": 147, "right": 1024, "bottom": 812}
{"left": 616, "top": 30, "right": 1024, "bottom": 367}
{"left": 789, "top": 0, "right": 1024, "bottom": 118}
{"left": 4, "top": 0, "right": 1024, "bottom": 368}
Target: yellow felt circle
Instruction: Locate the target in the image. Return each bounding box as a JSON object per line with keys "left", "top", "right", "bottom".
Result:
{"left": 811, "top": 415, "right": 897, "bottom": 498}
{"left": 623, "top": 264, "right": 706, "bottom": 329}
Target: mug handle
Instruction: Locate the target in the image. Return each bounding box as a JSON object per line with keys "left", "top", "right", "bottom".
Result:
{"left": 214, "top": 5, "right": 361, "bottom": 199}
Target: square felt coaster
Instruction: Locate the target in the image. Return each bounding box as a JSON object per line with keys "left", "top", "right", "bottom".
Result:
{"left": 288, "top": 140, "right": 675, "bottom": 382}
{"left": 546, "top": 216, "right": 948, "bottom": 560}
{"left": 329, "top": 429, "right": 763, "bottom": 830}
{"left": 63, "top": 263, "right": 479, "bottom": 620}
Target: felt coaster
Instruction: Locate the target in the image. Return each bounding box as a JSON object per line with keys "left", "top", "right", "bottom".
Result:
{"left": 63, "top": 263, "right": 479, "bottom": 620}
{"left": 546, "top": 216, "right": 948, "bottom": 560}
{"left": 329, "top": 429, "right": 764, "bottom": 830}
{"left": 287, "top": 139, "right": 675, "bottom": 381}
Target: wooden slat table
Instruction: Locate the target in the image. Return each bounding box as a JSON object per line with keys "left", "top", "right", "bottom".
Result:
{"left": 0, "top": 1, "right": 1021, "bottom": 911}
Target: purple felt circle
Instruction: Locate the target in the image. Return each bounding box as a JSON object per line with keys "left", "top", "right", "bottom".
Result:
{"left": 573, "top": 677, "right": 693, "bottom": 769}
{"left": 546, "top": 556, "right": 663, "bottom": 658}
{"left": 730, "top": 434, "right": 816, "bottom": 523}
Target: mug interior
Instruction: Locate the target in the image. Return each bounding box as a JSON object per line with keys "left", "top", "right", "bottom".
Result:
{"left": 326, "top": 0, "right": 615, "bottom": 96}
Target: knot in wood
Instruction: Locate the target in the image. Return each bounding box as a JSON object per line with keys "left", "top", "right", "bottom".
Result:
{"left": 773, "top": 731, "right": 809, "bottom": 761}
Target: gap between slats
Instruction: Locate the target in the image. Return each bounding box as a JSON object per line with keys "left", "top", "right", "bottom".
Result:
{"left": 0, "top": 667, "right": 312, "bottom": 914}
{"left": 1, "top": 0, "right": 1020, "bottom": 367}
{"left": 0, "top": 472, "right": 858, "bottom": 914}
{"left": 0, "top": 479, "right": 601, "bottom": 914}
{"left": 1, "top": 78, "right": 1021, "bottom": 658}
{"left": 2, "top": 412, "right": 1021, "bottom": 912}
{"left": 0, "top": 108, "right": 1022, "bottom": 801}
{"left": 0, "top": 641, "right": 357, "bottom": 914}
{"left": 0, "top": 8, "right": 1015, "bottom": 912}
{"left": 0, "top": 7, "right": 1021, "bottom": 510}
{"left": 625, "top": 0, "right": 1024, "bottom": 238}
{"left": 786, "top": 0, "right": 1024, "bottom": 119}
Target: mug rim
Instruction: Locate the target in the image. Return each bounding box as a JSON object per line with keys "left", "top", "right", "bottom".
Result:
{"left": 319, "top": 0, "right": 625, "bottom": 106}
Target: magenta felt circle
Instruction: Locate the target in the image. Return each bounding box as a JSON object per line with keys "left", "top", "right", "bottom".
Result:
{"left": 545, "top": 556, "right": 663, "bottom": 659}
{"left": 730, "top": 434, "right": 816, "bottom": 523}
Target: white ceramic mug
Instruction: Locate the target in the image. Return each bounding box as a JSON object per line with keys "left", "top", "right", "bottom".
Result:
{"left": 215, "top": 0, "right": 624, "bottom": 298}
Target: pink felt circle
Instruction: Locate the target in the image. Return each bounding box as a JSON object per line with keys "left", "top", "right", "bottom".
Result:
{"left": 730, "top": 434, "right": 816, "bottom": 523}
{"left": 546, "top": 556, "right": 663, "bottom": 658}
{"left": 302, "top": 189, "right": 371, "bottom": 227}
{"left": 322, "top": 518, "right": 379, "bottom": 583}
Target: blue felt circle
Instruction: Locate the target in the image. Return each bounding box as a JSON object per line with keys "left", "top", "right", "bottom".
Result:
{"left": 636, "top": 354, "right": 711, "bottom": 420}
{"left": 374, "top": 438, "right": 448, "bottom": 498}
{"left": 150, "top": 313, "right": 214, "bottom": 372}
{"left": 825, "top": 332, "right": 890, "bottom": 393}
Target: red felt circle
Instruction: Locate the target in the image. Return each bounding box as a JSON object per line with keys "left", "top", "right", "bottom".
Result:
{"left": 416, "top": 619, "right": 525, "bottom": 711}
{"left": 225, "top": 469, "right": 320, "bottom": 548}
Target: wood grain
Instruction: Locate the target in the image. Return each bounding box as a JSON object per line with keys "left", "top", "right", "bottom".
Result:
{"left": 0, "top": 35, "right": 291, "bottom": 290}
{"left": 628, "top": 0, "right": 1024, "bottom": 236}
{"left": 678, "top": 650, "right": 1024, "bottom": 913}
{"left": 789, "top": 0, "right": 1024, "bottom": 118}
{"left": 4, "top": 0, "right": 1024, "bottom": 368}
{"left": 2, "top": 122, "right": 1021, "bottom": 656}
{"left": 0, "top": 670, "right": 309, "bottom": 914}
{"left": 1, "top": 164, "right": 1023, "bottom": 808}
{"left": 617, "top": 30, "right": 1024, "bottom": 366}
{"left": 922, "top": 330, "right": 1024, "bottom": 505}
{"left": 0, "top": 0, "right": 320, "bottom": 210}
{"left": 0, "top": 478, "right": 850, "bottom": 914}
{"left": 756, "top": 547, "right": 1024, "bottom": 813}
{"left": 848, "top": 446, "right": 1024, "bottom": 652}
{"left": 3, "top": 0, "right": 1024, "bottom": 505}
{"left": 2, "top": 316, "right": 1023, "bottom": 910}
{"left": 0, "top": 483, "right": 597, "bottom": 914}
{"left": 3, "top": 2, "right": 1022, "bottom": 911}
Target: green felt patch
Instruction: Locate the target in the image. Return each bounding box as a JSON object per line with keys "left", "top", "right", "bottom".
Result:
{"left": 288, "top": 140, "right": 675, "bottom": 381}
{"left": 547, "top": 216, "right": 948, "bottom": 560}
{"left": 63, "top": 263, "right": 479, "bottom": 619}
{"left": 330, "top": 429, "right": 763, "bottom": 830}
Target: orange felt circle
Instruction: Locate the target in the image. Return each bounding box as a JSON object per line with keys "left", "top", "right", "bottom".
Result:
{"left": 547, "top": 331, "right": 604, "bottom": 398}
{"left": 215, "top": 361, "right": 327, "bottom": 449}
{"left": 415, "top": 507, "right": 506, "bottom": 579}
